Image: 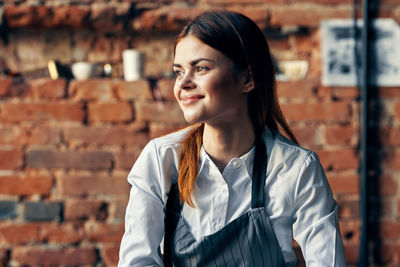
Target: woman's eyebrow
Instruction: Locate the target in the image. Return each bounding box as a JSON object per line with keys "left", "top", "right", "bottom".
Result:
{"left": 173, "top": 58, "right": 215, "bottom": 68}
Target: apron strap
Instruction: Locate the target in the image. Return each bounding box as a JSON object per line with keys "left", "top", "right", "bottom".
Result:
{"left": 164, "top": 182, "right": 181, "bottom": 267}
{"left": 251, "top": 136, "right": 267, "bottom": 208}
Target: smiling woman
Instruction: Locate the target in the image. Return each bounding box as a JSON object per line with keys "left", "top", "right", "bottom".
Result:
{"left": 118, "top": 10, "right": 346, "bottom": 267}
{"left": 173, "top": 35, "right": 251, "bottom": 129}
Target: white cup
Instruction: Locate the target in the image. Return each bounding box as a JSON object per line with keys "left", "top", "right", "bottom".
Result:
{"left": 71, "top": 62, "right": 96, "bottom": 80}
{"left": 123, "top": 49, "right": 143, "bottom": 81}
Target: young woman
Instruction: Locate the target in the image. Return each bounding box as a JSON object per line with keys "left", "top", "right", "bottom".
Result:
{"left": 119, "top": 10, "right": 346, "bottom": 267}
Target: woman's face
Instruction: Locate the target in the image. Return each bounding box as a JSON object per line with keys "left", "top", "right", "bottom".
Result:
{"left": 173, "top": 35, "right": 251, "bottom": 126}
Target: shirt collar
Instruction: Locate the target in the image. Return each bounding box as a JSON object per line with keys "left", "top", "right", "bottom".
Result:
{"left": 196, "top": 126, "right": 277, "bottom": 178}
{"left": 198, "top": 143, "right": 256, "bottom": 179}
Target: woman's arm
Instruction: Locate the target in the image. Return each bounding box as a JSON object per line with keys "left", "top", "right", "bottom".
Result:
{"left": 118, "top": 141, "right": 166, "bottom": 267}
{"left": 292, "top": 152, "right": 346, "bottom": 267}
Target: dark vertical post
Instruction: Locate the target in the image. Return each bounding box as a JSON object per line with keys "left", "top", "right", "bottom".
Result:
{"left": 358, "top": 0, "right": 369, "bottom": 266}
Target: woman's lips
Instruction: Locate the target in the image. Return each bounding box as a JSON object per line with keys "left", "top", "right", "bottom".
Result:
{"left": 181, "top": 95, "right": 204, "bottom": 106}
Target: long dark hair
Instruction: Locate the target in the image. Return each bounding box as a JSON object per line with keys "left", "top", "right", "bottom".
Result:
{"left": 176, "top": 10, "right": 297, "bottom": 206}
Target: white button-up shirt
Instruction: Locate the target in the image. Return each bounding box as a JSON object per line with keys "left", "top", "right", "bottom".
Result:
{"left": 119, "top": 127, "right": 346, "bottom": 267}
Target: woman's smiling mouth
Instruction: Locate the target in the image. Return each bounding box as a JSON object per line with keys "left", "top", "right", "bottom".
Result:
{"left": 181, "top": 95, "right": 205, "bottom": 106}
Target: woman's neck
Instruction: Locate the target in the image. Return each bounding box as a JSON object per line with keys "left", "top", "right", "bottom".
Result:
{"left": 202, "top": 118, "right": 255, "bottom": 172}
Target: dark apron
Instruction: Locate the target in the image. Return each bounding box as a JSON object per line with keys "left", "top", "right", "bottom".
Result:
{"left": 164, "top": 138, "right": 286, "bottom": 267}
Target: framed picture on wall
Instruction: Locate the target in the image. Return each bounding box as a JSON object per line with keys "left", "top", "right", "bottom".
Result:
{"left": 321, "top": 19, "right": 400, "bottom": 87}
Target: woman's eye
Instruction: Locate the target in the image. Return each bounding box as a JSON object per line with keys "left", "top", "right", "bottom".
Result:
{"left": 196, "top": 66, "right": 209, "bottom": 73}
{"left": 174, "top": 70, "right": 184, "bottom": 78}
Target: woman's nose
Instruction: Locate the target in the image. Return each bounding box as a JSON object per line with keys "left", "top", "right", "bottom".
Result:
{"left": 180, "top": 72, "right": 196, "bottom": 89}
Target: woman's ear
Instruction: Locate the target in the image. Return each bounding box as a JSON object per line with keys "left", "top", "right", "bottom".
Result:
{"left": 242, "top": 71, "right": 255, "bottom": 93}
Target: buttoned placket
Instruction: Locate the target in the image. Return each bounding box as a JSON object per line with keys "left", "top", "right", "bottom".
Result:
{"left": 209, "top": 166, "right": 229, "bottom": 232}
{"left": 210, "top": 158, "right": 245, "bottom": 231}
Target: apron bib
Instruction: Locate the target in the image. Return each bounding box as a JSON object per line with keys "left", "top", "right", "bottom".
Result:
{"left": 164, "top": 138, "right": 286, "bottom": 267}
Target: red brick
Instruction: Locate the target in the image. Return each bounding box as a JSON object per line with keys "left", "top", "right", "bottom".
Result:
{"left": 4, "top": 5, "right": 38, "bottom": 28}
{"left": 0, "top": 175, "right": 53, "bottom": 196}
{"left": 381, "top": 128, "right": 400, "bottom": 146}
{"left": 269, "top": 38, "right": 291, "bottom": 59}
{"left": 381, "top": 0, "right": 400, "bottom": 5}
{"left": 332, "top": 87, "right": 360, "bottom": 99}
{"left": 135, "top": 101, "right": 186, "bottom": 124}
{"left": 1, "top": 102, "right": 84, "bottom": 122}
{"left": 383, "top": 150, "right": 400, "bottom": 170}
{"left": 64, "top": 199, "right": 106, "bottom": 220}
{"left": 202, "top": 0, "right": 284, "bottom": 3}
{"left": 85, "top": 222, "right": 124, "bottom": 243}
{"left": 291, "top": 0, "right": 352, "bottom": 3}
{"left": 339, "top": 220, "right": 360, "bottom": 244}
{"left": 0, "top": 147, "right": 23, "bottom": 170}
{"left": 324, "top": 125, "right": 357, "bottom": 146}
{"left": 395, "top": 7, "right": 400, "bottom": 25}
{"left": 269, "top": 5, "right": 351, "bottom": 27}
{"left": 376, "top": 174, "right": 398, "bottom": 196}
{"left": 394, "top": 102, "right": 400, "bottom": 120}
{"left": 0, "top": 248, "right": 8, "bottom": 267}
{"left": 276, "top": 79, "right": 318, "bottom": 99}
{"left": 344, "top": 245, "right": 358, "bottom": 265}
{"left": 0, "top": 125, "right": 27, "bottom": 145}
{"left": 27, "top": 78, "right": 66, "bottom": 99}
{"left": 39, "top": 222, "right": 84, "bottom": 243}
{"left": 380, "top": 221, "right": 400, "bottom": 240}
{"left": 379, "top": 198, "right": 396, "bottom": 218}
{"left": 69, "top": 79, "right": 114, "bottom": 101}
{"left": 87, "top": 35, "right": 129, "bottom": 63}
{"left": 63, "top": 124, "right": 148, "bottom": 146}
{"left": 5, "top": 5, "right": 92, "bottom": 29}
{"left": 28, "top": 126, "right": 61, "bottom": 145}
{"left": 0, "top": 223, "right": 39, "bottom": 245}
{"left": 157, "top": 79, "right": 175, "bottom": 101}
{"left": 337, "top": 199, "right": 359, "bottom": 219}
{"left": 88, "top": 102, "right": 133, "bottom": 123}
{"left": 0, "top": 78, "right": 13, "bottom": 96}
{"left": 327, "top": 174, "right": 359, "bottom": 195}
{"left": 27, "top": 149, "right": 112, "bottom": 170}
{"left": 108, "top": 199, "right": 128, "bottom": 222}
{"left": 115, "top": 80, "right": 153, "bottom": 100}
{"left": 58, "top": 175, "right": 129, "bottom": 196}
{"left": 101, "top": 245, "right": 120, "bottom": 266}
{"left": 281, "top": 102, "right": 351, "bottom": 122}
{"left": 398, "top": 200, "right": 400, "bottom": 218}
{"left": 52, "top": 5, "right": 91, "bottom": 28}
{"left": 316, "top": 87, "right": 333, "bottom": 98}
{"left": 90, "top": 3, "right": 121, "bottom": 31}
{"left": 380, "top": 244, "right": 400, "bottom": 264}
{"left": 149, "top": 122, "right": 185, "bottom": 139}
{"left": 11, "top": 247, "right": 97, "bottom": 266}
{"left": 316, "top": 149, "right": 358, "bottom": 171}
{"left": 292, "top": 126, "right": 321, "bottom": 147}
{"left": 291, "top": 34, "right": 314, "bottom": 55}
{"left": 379, "top": 87, "right": 400, "bottom": 98}
{"left": 133, "top": 7, "right": 207, "bottom": 31}
{"left": 114, "top": 150, "right": 142, "bottom": 170}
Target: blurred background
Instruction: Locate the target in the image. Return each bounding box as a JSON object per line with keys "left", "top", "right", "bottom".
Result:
{"left": 0, "top": 0, "right": 399, "bottom": 266}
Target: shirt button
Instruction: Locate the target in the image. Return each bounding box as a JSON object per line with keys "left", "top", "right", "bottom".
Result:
{"left": 233, "top": 160, "right": 240, "bottom": 167}
{"left": 213, "top": 222, "right": 221, "bottom": 230}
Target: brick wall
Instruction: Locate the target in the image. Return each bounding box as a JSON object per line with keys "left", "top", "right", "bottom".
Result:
{"left": 0, "top": 0, "right": 400, "bottom": 266}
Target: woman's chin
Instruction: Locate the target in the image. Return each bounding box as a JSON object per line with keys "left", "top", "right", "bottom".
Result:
{"left": 183, "top": 114, "right": 203, "bottom": 124}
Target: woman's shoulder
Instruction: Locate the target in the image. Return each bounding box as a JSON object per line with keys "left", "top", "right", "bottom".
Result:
{"left": 265, "top": 129, "right": 320, "bottom": 170}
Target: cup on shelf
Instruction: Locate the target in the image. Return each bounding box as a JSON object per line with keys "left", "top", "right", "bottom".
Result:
{"left": 71, "top": 62, "right": 97, "bottom": 80}
{"left": 122, "top": 49, "right": 143, "bottom": 81}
